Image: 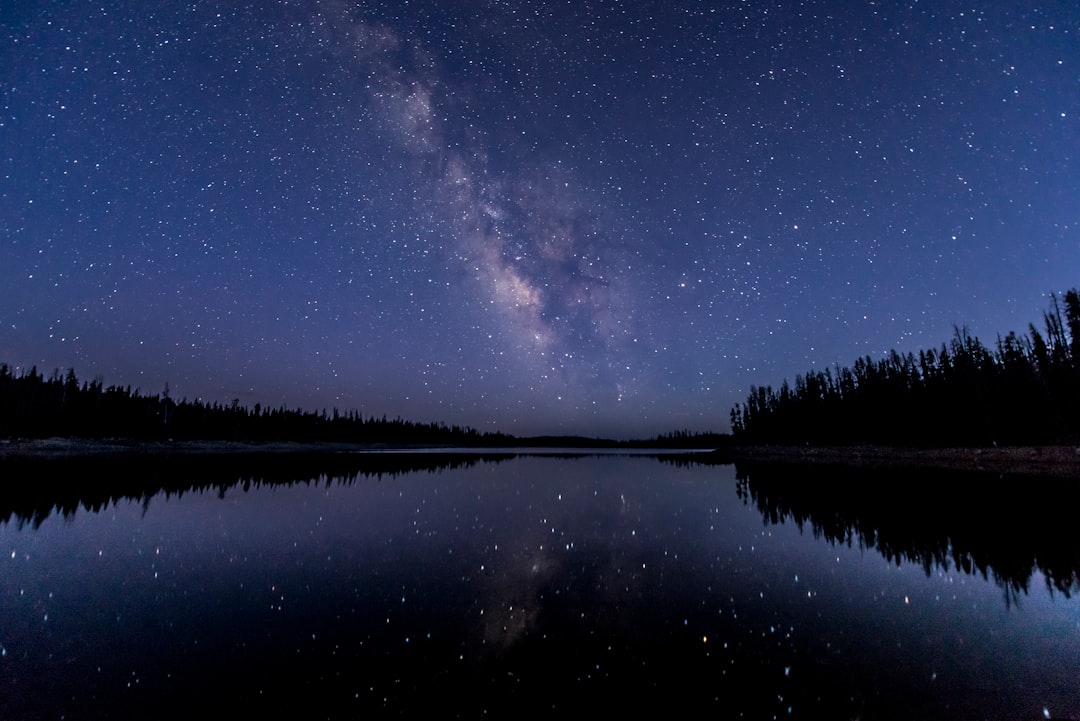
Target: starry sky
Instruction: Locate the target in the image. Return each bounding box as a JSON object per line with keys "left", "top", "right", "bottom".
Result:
{"left": 2, "top": 1, "right": 1078, "bottom": 439}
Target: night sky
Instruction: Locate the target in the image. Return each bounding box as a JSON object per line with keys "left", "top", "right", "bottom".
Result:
{"left": 3, "top": 1, "right": 1078, "bottom": 438}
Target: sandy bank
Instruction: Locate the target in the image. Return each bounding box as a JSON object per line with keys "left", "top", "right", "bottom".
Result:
{"left": 718, "top": 444, "right": 1080, "bottom": 477}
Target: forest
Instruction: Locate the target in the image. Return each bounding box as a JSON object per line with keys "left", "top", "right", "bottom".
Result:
{"left": 730, "top": 287, "right": 1080, "bottom": 446}
{"left": 8, "top": 286, "right": 1077, "bottom": 449}
{"left": 0, "top": 365, "right": 513, "bottom": 446}
{"left": 0, "top": 362, "right": 735, "bottom": 447}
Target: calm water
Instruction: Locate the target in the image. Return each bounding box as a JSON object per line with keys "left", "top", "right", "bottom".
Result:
{"left": 1, "top": 452, "right": 1078, "bottom": 719}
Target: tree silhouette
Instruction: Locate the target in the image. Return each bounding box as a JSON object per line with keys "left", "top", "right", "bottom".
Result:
{"left": 731, "top": 286, "right": 1080, "bottom": 446}
{"left": 0, "top": 364, "right": 513, "bottom": 446}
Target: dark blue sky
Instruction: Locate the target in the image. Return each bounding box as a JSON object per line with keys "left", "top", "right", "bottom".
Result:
{"left": 3, "top": 1, "right": 1078, "bottom": 438}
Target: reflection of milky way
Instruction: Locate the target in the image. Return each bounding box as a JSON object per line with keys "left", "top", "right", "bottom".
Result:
{"left": 466, "top": 467, "right": 656, "bottom": 654}
{"left": 477, "top": 543, "right": 558, "bottom": 651}
{"left": 317, "top": 2, "right": 634, "bottom": 385}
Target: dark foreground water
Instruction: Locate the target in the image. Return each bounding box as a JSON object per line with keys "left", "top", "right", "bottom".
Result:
{"left": 1, "top": 452, "right": 1078, "bottom": 719}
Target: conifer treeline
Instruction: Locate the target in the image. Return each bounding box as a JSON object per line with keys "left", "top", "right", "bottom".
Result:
{"left": 0, "top": 365, "right": 511, "bottom": 445}
{"left": 730, "top": 288, "right": 1080, "bottom": 446}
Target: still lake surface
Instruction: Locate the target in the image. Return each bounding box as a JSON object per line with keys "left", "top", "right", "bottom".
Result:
{"left": 1, "top": 451, "right": 1078, "bottom": 719}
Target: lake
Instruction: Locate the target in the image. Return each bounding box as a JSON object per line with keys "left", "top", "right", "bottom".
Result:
{"left": 1, "top": 451, "right": 1078, "bottom": 719}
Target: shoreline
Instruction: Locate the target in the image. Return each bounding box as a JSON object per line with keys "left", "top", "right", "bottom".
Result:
{"left": 3, "top": 437, "right": 1080, "bottom": 476}
{"left": 0, "top": 437, "right": 695, "bottom": 460}
{"left": 0, "top": 437, "right": 470, "bottom": 459}
{"left": 715, "top": 443, "right": 1080, "bottom": 477}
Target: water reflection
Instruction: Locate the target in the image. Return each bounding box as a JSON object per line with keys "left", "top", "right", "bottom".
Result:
{"left": 0, "top": 453, "right": 1078, "bottom": 719}
{"left": 727, "top": 460, "right": 1080, "bottom": 603}
{"left": 5, "top": 451, "right": 1079, "bottom": 602}
{"left": 0, "top": 451, "right": 519, "bottom": 528}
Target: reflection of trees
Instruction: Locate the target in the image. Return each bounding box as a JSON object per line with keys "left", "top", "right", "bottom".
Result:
{"left": 0, "top": 452, "right": 516, "bottom": 529}
{"left": 732, "top": 461, "right": 1080, "bottom": 602}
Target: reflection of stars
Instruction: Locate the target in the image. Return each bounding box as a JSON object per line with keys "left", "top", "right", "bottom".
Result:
{"left": 477, "top": 542, "right": 558, "bottom": 651}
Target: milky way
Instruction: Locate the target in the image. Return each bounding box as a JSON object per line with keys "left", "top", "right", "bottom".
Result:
{"left": 2, "top": 1, "right": 1078, "bottom": 437}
